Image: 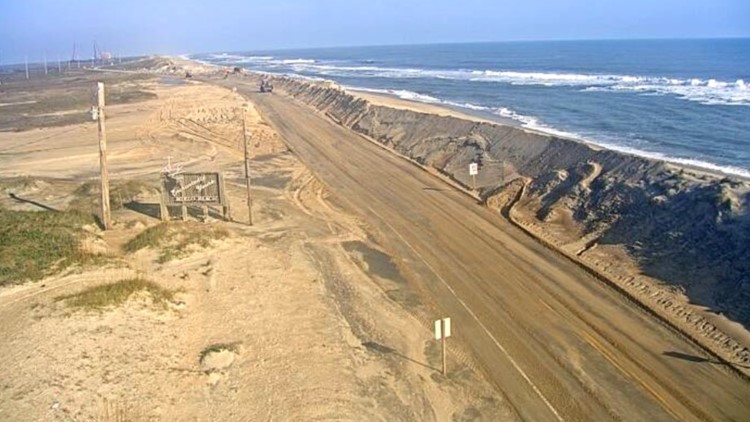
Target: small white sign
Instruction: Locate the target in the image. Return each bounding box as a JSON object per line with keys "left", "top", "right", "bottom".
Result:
{"left": 434, "top": 317, "right": 452, "bottom": 339}
{"left": 469, "top": 163, "right": 478, "bottom": 176}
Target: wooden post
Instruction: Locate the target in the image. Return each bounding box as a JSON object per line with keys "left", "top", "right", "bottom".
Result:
{"left": 159, "top": 176, "right": 169, "bottom": 222}
{"left": 218, "top": 172, "right": 231, "bottom": 221}
{"left": 96, "top": 82, "right": 112, "bottom": 230}
{"left": 472, "top": 174, "right": 476, "bottom": 191}
{"left": 181, "top": 204, "right": 188, "bottom": 221}
{"left": 442, "top": 324, "right": 447, "bottom": 375}
{"left": 242, "top": 108, "right": 253, "bottom": 226}
{"left": 25, "top": 56, "right": 29, "bottom": 79}
{"left": 43, "top": 53, "right": 47, "bottom": 75}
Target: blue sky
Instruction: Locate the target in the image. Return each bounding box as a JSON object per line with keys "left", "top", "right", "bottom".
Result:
{"left": 1, "top": 0, "right": 748, "bottom": 64}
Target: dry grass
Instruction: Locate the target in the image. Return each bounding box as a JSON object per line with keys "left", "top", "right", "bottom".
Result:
{"left": 0, "top": 209, "right": 99, "bottom": 285}
{"left": 124, "top": 223, "right": 171, "bottom": 253}
{"left": 124, "top": 222, "right": 229, "bottom": 263}
{"left": 68, "top": 179, "right": 157, "bottom": 214}
{"left": 97, "top": 397, "right": 147, "bottom": 422}
{"left": 56, "top": 278, "right": 175, "bottom": 310}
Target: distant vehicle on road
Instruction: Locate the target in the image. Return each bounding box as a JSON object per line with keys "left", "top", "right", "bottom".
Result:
{"left": 259, "top": 79, "right": 274, "bottom": 93}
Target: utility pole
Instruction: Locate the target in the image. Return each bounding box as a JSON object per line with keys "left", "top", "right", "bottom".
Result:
{"left": 95, "top": 82, "right": 112, "bottom": 230}
{"left": 43, "top": 53, "right": 47, "bottom": 75}
{"left": 241, "top": 107, "right": 253, "bottom": 225}
{"left": 25, "top": 55, "right": 29, "bottom": 79}
{"left": 57, "top": 55, "right": 61, "bottom": 73}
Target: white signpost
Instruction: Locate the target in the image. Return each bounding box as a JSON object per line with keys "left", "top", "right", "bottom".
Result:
{"left": 435, "top": 317, "right": 452, "bottom": 375}
{"left": 469, "top": 162, "right": 478, "bottom": 190}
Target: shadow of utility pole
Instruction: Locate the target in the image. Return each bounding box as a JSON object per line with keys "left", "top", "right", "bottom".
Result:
{"left": 8, "top": 193, "right": 58, "bottom": 212}
{"left": 663, "top": 351, "right": 750, "bottom": 369}
{"left": 362, "top": 341, "right": 440, "bottom": 372}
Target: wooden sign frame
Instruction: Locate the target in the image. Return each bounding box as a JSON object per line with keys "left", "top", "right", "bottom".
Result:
{"left": 159, "top": 172, "right": 231, "bottom": 221}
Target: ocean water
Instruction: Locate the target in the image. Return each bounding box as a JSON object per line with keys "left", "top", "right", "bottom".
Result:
{"left": 193, "top": 39, "right": 750, "bottom": 177}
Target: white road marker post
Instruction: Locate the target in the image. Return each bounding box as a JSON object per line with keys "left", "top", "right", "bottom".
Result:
{"left": 469, "top": 162, "right": 478, "bottom": 191}
{"left": 435, "top": 317, "right": 452, "bottom": 375}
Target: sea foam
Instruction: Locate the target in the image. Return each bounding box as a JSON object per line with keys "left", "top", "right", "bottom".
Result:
{"left": 256, "top": 58, "right": 750, "bottom": 107}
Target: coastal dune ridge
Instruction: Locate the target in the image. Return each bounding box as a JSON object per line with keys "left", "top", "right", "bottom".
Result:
{"left": 339, "top": 86, "right": 750, "bottom": 179}
{"left": 194, "top": 65, "right": 750, "bottom": 368}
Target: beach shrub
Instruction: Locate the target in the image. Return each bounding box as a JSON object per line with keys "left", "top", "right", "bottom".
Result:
{"left": 0, "top": 209, "right": 97, "bottom": 285}
{"left": 56, "top": 278, "right": 174, "bottom": 310}
{"left": 124, "top": 222, "right": 229, "bottom": 263}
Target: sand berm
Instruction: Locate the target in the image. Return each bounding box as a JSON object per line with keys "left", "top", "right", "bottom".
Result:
{"left": 215, "top": 70, "right": 750, "bottom": 369}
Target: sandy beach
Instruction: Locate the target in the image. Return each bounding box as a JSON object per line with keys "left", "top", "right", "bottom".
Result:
{"left": 1, "top": 55, "right": 749, "bottom": 421}
{"left": 183, "top": 61, "right": 750, "bottom": 420}
{"left": 0, "top": 62, "right": 510, "bottom": 421}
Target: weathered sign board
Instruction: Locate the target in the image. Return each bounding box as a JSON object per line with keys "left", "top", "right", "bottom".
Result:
{"left": 163, "top": 172, "right": 224, "bottom": 204}
{"left": 160, "top": 172, "right": 230, "bottom": 221}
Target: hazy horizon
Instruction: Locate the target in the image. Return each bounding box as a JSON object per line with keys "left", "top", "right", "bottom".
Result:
{"left": 4, "top": 37, "right": 750, "bottom": 68}
{"left": 1, "top": 0, "right": 748, "bottom": 65}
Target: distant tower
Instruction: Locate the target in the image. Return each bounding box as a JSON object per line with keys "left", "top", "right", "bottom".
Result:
{"left": 71, "top": 42, "right": 77, "bottom": 69}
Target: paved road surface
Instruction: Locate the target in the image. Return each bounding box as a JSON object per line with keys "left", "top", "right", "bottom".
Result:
{"left": 228, "top": 80, "right": 750, "bottom": 421}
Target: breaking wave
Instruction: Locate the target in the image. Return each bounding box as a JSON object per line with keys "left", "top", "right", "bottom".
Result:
{"left": 207, "top": 54, "right": 316, "bottom": 66}
{"left": 204, "top": 54, "right": 750, "bottom": 107}
{"left": 192, "top": 51, "right": 750, "bottom": 177}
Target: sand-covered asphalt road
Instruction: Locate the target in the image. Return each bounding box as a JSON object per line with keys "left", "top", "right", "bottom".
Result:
{"left": 224, "top": 80, "right": 750, "bottom": 422}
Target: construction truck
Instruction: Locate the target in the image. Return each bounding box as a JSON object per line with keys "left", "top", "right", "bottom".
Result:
{"left": 259, "top": 79, "right": 274, "bottom": 93}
